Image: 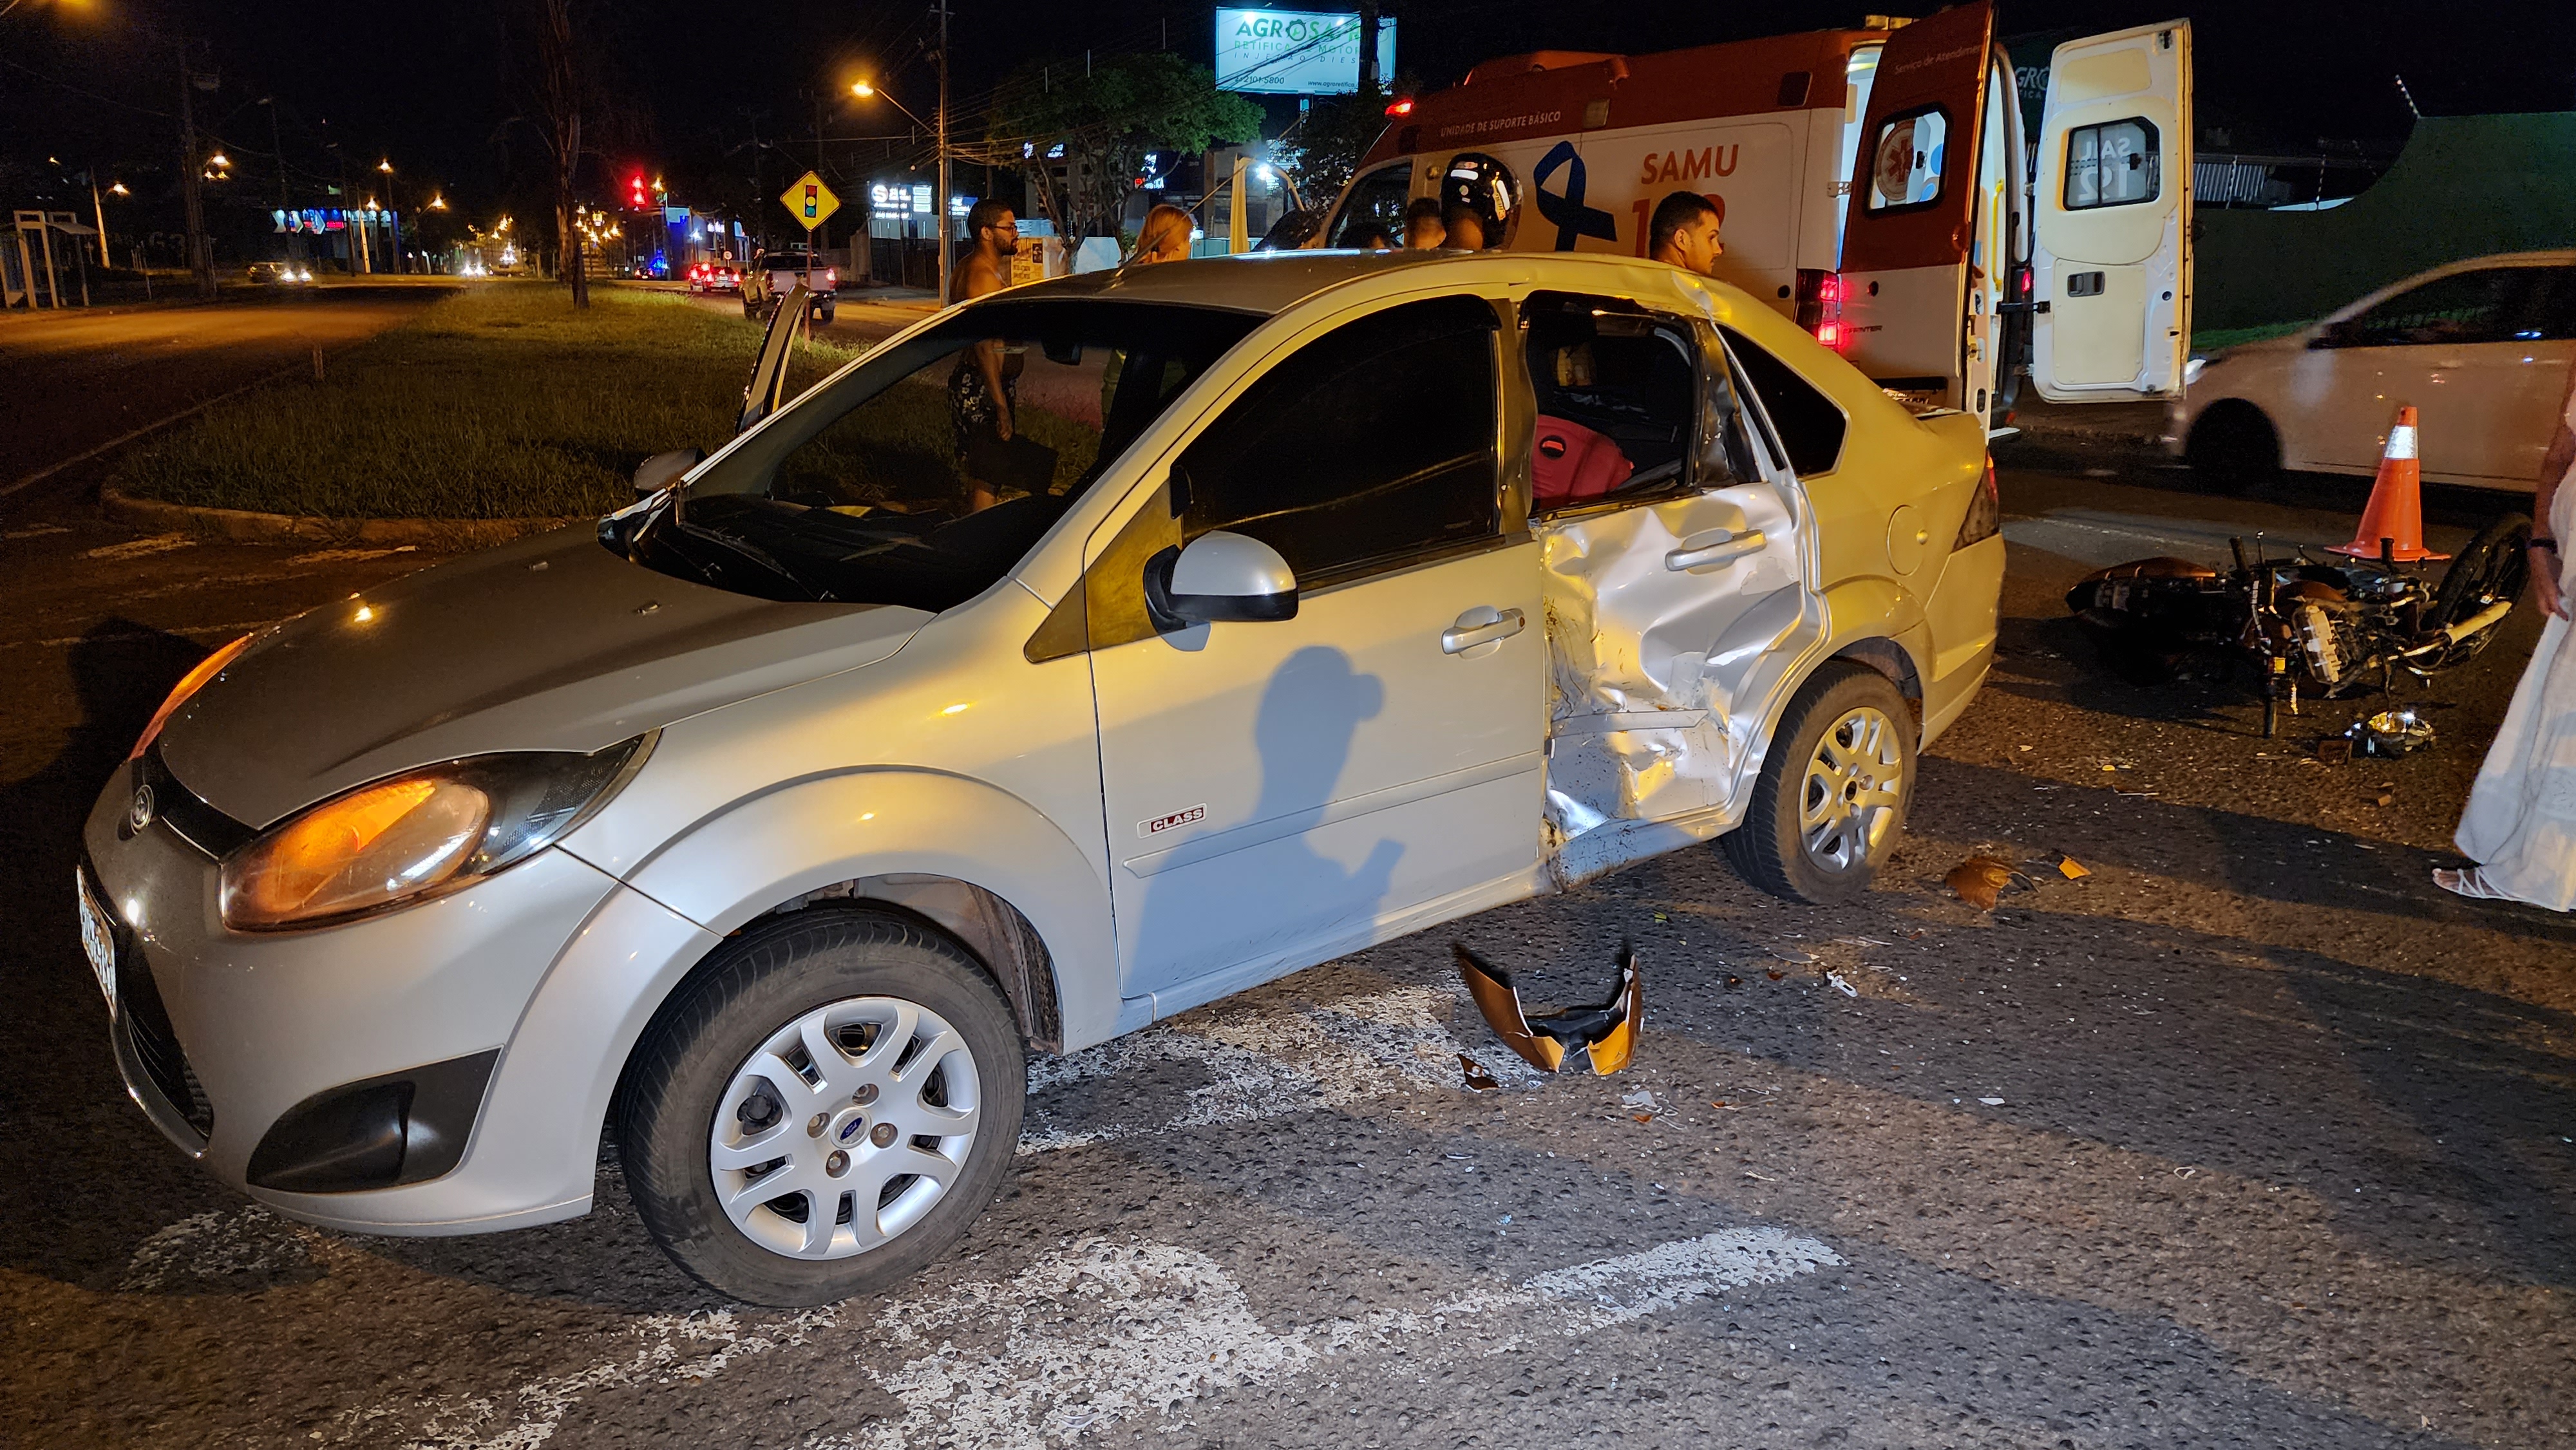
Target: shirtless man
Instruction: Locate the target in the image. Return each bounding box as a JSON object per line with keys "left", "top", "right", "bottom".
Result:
{"left": 947, "top": 199, "right": 1021, "bottom": 509}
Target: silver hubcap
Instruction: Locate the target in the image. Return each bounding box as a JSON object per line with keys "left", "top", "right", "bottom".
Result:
{"left": 710, "top": 996, "right": 981, "bottom": 1260}
{"left": 1799, "top": 706, "right": 1904, "bottom": 873}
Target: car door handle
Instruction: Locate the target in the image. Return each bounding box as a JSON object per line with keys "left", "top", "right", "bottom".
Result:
{"left": 1665, "top": 529, "right": 1767, "bottom": 572}
{"left": 1442, "top": 607, "right": 1526, "bottom": 655}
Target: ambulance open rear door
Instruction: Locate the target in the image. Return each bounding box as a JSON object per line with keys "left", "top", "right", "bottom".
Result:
{"left": 2029, "top": 22, "right": 2193, "bottom": 402}
{"left": 1835, "top": 1, "right": 1998, "bottom": 417}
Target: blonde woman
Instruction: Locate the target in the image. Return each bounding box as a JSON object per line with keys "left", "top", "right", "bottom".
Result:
{"left": 1128, "top": 204, "right": 1195, "bottom": 266}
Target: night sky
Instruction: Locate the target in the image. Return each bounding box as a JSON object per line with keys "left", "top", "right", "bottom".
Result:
{"left": 5, "top": 0, "right": 2571, "bottom": 248}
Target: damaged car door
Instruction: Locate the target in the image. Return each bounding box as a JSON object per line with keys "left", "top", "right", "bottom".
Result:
{"left": 1526, "top": 290, "right": 1821, "bottom": 885}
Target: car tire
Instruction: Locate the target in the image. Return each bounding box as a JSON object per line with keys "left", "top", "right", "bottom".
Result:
{"left": 1721, "top": 662, "right": 1916, "bottom": 905}
{"left": 2186, "top": 400, "right": 2279, "bottom": 493}
{"left": 742, "top": 295, "right": 759, "bottom": 319}
{"left": 815, "top": 305, "right": 836, "bottom": 326}
{"left": 616, "top": 908, "right": 1025, "bottom": 1306}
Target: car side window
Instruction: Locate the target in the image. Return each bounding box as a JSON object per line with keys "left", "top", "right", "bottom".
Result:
{"left": 2333, "top": 269, "right": 2530, "bottom": 349}
{"left": 1718, "top": 326, "right": 1847, "bottom": 478}
{"left": 1178, "top": 296, "right": 1500, "bottom": 585}
{"left": 1522, "top": 290, "right": 1743, "bottom": 515}
{"left": 1332, "top": 163, "right": 1414, "bottom": 247}
{"left": 2512, "top": 267, "right": 2576, "bottom": 342}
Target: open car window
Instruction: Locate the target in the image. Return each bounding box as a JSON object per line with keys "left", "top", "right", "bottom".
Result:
{"left": 1522, "top": 291, "right": 1752, "bottom": 516}
{"left": 612, "top": 299, "right": 1262, "bottom": 610}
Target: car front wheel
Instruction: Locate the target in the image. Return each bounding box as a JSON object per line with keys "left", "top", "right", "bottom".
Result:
{"left": 2186, "top": 400, "right": 2279, "bottom": 493}
{"left": 1721, "top": 662, "right": 1915, "bottom": 904}
{"left": 617, "top": 909, "right": 1025, "bottom": 1306}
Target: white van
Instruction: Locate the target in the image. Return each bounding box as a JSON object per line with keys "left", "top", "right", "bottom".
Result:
{"left": 1317, "top": 1, "right": 2194, "bottom": 426}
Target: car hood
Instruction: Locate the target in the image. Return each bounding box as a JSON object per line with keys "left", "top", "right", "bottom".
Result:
{"left": 160, "top": 526, "right": 928, "bottom": 829}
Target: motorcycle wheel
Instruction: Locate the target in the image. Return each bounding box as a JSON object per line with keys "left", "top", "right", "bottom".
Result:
{"left": 2429, "top": 513, "right": 2533, "bottom": 663}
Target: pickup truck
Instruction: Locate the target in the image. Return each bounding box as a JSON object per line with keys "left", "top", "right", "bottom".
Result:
{"left": 741, "top": 250, "right": 837, "bottom": 325}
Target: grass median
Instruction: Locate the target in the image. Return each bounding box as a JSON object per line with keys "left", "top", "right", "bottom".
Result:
{"left": 116, "top": 282, "right": 867, "bottom": 519}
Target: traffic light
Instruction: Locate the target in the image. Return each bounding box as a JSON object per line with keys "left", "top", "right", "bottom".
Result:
{"left": 628, "top": 173, "right": 649, "bottom": 209}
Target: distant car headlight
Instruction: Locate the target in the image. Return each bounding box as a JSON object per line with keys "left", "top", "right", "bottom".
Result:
{"left": 218, "top": 733, "right": 654, "bottom": 931}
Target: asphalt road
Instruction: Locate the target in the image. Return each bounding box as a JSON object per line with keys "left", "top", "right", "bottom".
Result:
{"left": 0, "top": 347, "right": 2568, "bottom": 1447}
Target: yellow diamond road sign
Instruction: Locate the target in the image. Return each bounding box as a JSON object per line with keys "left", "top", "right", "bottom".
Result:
{"left": 781, "top": 171, "right": 840, "bottom": 232}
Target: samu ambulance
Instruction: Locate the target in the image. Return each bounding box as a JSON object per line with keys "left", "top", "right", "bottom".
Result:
{"left": 1316, "top": 1, "right": 2193, "bottom": 426}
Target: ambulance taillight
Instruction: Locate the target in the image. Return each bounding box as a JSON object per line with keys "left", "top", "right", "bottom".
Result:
{"left": 1794, "top": 268, "right": 1848, "bottom": 350}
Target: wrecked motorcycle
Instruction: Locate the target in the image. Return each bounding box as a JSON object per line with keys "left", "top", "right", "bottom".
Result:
{"left": 2065, "top": 514, "right": 2532, "bottom": 737}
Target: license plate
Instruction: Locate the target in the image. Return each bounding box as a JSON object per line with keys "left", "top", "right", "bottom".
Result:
{"left": 77, "top": 869, "right": 117, "bottom": 1011}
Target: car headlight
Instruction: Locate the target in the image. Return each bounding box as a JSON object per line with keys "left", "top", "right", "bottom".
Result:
{"left": 219, "top": 734, "right": 654, "bottom": 931}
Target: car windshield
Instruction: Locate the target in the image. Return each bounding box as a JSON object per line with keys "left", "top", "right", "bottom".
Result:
{"left": 611, "top": 297, "right": 1264, "bottom": 610}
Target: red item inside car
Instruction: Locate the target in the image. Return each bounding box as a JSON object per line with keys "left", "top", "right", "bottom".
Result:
{"left": 1532, "top": 415, "right": 1634, "bottom": 508}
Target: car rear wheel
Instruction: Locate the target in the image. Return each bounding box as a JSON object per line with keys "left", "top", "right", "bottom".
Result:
{"left": 742, "top": 295, "right": 759, "bottom": 318}
{"left": 617, "top": 909, "right": 1025, "bottom": 1306}
{"left": 815, "top": 305, "right": 836, "bottom": 326}
{"left": 2186, "top": 401, "right": 2279, "bottom": 494}
{"left": 1721, "top": 663, "right": 1915, "bottom": 904}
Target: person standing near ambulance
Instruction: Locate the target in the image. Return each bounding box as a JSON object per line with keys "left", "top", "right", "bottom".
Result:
{"left": 1647, "top": 192, "right": 1724, "bottom": 277}
{"left": 2440, "top": 360, "right": 2576, "bottom": 907}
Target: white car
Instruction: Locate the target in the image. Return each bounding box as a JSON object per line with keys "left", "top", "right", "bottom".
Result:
{"left": 2173, "top": 250, "right": 2576, "bottom": 491}
{"left": 83, "top": 251, "right": 2001, "bottom": 1305}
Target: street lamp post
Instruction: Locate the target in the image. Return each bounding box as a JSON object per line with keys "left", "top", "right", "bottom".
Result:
{"left": 934, "top": 0, "right": 951, "bottom": 306}
{"left": 851, "top": 75, "right": 950, "bottom": 301}
{"left": 175, "top": 37, "right": 215, "bottom": 298}
{"left": 259, "top": 98, "right": 296, "bottom": 265}
{"left": 377, "top": 160, "right": 401, "bottom": 273}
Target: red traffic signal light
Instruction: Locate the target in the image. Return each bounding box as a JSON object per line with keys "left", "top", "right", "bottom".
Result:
{"left": 627, "top": 173, "right": 649, "bottom": 208}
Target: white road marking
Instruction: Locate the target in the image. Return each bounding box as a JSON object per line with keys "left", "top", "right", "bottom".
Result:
{"left": 1018, "top": 984, "right": 1542, "bottom": 1155}
{"left": 842, "top": 1227, "right": 1841, "bottom": 1449}
{"left": 117, "top": 1204, "right": 312, "bottom": 1292}
{"left": 80, "top": 532, "right": 194, "bottom": 561}
{"left": 329, "top": 1306, "right": 844, "bottom": 1449}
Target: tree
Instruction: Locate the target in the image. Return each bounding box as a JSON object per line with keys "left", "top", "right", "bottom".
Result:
{"left": 1277, "top": 81, "right": 1397, "bottom": 207}
{"left": 501, "top": 0, "right": 643, "bottom": 306}
{"left": 985, "top": 53, "right": 1262, "bottom": 241}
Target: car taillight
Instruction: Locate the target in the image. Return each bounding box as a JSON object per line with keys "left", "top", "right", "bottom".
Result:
{"left": 1954, "top": 457, "right": 2000, "bottom": 548}
{"left": 824, "top": 268, "right": 836, "bottom": 286}
{"left": 1795, "top": 268, "right": 1846, "bottom": 347}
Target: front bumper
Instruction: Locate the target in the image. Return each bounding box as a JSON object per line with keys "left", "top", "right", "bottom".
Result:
{"left": 82, "top": 758, "right": 715, "bottom": 1234}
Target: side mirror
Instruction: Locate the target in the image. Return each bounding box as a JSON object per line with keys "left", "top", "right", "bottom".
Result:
{"left": 1144, "top": 530, "right": 1298, "bottom": 630}
{"left": 633, "top": 446, "right": 705, "bottom": 494}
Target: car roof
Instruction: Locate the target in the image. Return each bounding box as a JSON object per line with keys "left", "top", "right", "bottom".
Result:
{"left": 1003, "top": 249, "right": 1727, "bottom": 317}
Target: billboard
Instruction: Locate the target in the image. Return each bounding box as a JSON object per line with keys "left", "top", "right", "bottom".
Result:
{"left": 1215, "top": 9, "right": 1397, "bottom": 96}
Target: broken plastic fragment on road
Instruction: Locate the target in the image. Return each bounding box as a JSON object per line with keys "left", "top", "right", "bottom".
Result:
{"left": 1944, "top": 854, "right": 2030, "bottom": 910}
{"left": 1455, "top": 941, "right": 1642, "bottom": 1076}
{"left": 1458, "top": 1054, "right": 1502, "bottom": 1092}
{"left": 2351, "top": 707, "right": 2436, "bottom": 758}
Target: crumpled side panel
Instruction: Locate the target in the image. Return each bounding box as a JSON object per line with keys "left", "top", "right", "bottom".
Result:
{"left": 1539, "top": 487, "right": 1806, "bottom": 848}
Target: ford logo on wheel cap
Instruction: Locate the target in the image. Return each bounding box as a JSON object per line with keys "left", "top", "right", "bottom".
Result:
{"left": 837, "top": 1116, "right": 867, "bottom": 1144}
{"left": 126, "top": 784, "right": 156, "bottom": 834}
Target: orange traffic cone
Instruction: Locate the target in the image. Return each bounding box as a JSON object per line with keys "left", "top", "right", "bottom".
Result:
{"left": 2328, "top": 404, "right": 2449, "bottom": 563}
